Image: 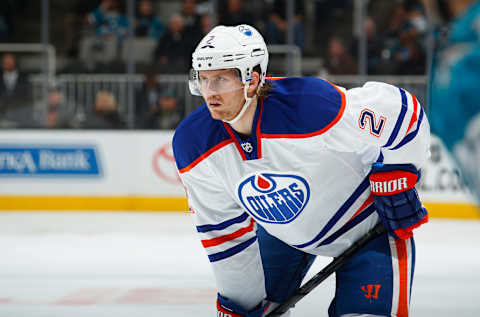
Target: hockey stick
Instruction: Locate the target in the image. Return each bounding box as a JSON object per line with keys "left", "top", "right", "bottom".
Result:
{"left": 266, "top": 222, "right": 386, "bottom": 316}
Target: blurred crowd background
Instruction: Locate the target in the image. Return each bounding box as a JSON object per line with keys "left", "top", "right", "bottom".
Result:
{"left": 0, "top": 0, "right": 430, "bottom": 130}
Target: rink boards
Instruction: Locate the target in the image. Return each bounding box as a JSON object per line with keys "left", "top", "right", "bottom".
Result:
{"left": 0, "top": 130, "right": 478, "bottom": 219}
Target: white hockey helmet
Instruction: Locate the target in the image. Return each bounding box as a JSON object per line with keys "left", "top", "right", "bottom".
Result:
{"left": 189, "top": 24, "right": 268, "bottom": 95}
{"left": 189, "top": 25, "right": 269, "bottom": 124}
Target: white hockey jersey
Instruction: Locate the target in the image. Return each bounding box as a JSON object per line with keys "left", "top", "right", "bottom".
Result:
{"left": 172, "top": 77, "right": 430, "bottom": 310}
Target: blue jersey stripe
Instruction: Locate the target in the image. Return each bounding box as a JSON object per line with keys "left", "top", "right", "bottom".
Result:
{"left": 197, "top": 212, "right": 249, "bottom": 233}
{"left": 390, "top": 107, "right": 424, "bottom": 150}
{"left": 293, "top": 177, "right": 370, "bottom": 249}
{"left": 293, "top": 153, "right": 384, "bottom": 249}
{"left": 316, "top": 204, "right": 376, "bottom": 247}
{"left": 383, "top": 88, "right": 408, "bottom": 148}
{"left": 208, "top": 236, "right": 257, "bottom": 262}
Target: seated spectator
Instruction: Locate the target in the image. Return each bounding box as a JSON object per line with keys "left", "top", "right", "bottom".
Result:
{"left": 154, "top": 14, "right": 194, "bottom": 72}
{"left": 218, "top": 0, "right": 253, "bottom": 26}
{"left": 266, "top": 0, "right": 305, "bottom": 51}
{"left": 181, "top": 0, "right": 202, "bottom": 39}
{"left": 135, "top": 0, "right": 165, "bottom": 40}
{"left": 375, "top": 3, "right": 412, "bottom": 74}
{"left": 324, "top": 37, "right": 357, "bottom": 75}
{"left": 350, "top": 17, "right": 383, "bottom": 74}
{"left": 407, "top": 3, "right": 428, "bottom": 37}
{"left": 0, "top": 53, "right": 28, "bottom": 98}
{"left": 144, "top": 90, "right": 183, "bottom": 130}
{"left": 135, "top": 71, "right": 183, "bottom": 130}
{"left": 80, "top": 90, "right": 125, "bottom": 129}
{"left": 135, "top": 71, "right": 162, "bottom": 128}
{"left": 382, "top": 3, "right": 409, "bottom": 42}
{"left": 0, "top": 53, "right": 33, "bottom": 127}
{"left": 391, "top": 23, "right": 426, "bottom": 75}
{"left": 45, "top": 88, "right": 74, "bottom": 129}
{"left": 87, "top": 0, "right": 128, "bottom": 40}
{"left": 200, "top": 14, "right": 214, "bottom": 37}
{"left": 375, "top": 3, "right": 426, "bottom": 75}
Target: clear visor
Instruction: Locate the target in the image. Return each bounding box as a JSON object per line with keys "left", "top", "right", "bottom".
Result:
{"left": 189, "top": 69, "right": 245, "bottom": 97}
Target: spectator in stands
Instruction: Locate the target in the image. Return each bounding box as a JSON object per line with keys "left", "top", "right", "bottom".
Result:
{"left": 350, "top": 17, "right": 384, "bottom": 74}
{"left": 383, "top": 3, "right": 409, "bottom": 43}
{"left": 154, "top": 14, "right": 193, "bottom": 72}
{"left": 0, "top": 53, "right": 27, "bottom": 97}
{"left": 374, "top": 3, "right": 409, "bottom": 74}
{"left": 144, "top": 90, "right": 183, "bottom": 130}
{"left": 135, "top": 71, "right": 183, "bottom": 130}
{"left": 179, "top": 0, "right": 204, "bottom": 45}
{"left": 266, "top": 0, "right": 305, "bottom": 51}
{"left": 135, "top": 71, "right": 162, "bottom": 128}
{"left": 375, "top": 3, "right": 426, "bottom": 75}
{"left": 80, "top": 90, "right": 124, "bottom": 129}
{"left": 407, "top": 3, "right": 428, "bottom": 37}
{"left": 135, "top": 0, "right": 165, "bottom": 40}
{"left": 391, "top": 22, "right": 426, "bottom": 75}
{"left": 0, "top": 53, "right": 32, "bottom": 127}
{"left": 87, "top": 0, "right": 128, "bottom": 41}
{"left": 324, "top": 36, "right": 358, "bottom": 75}
{"left": 181, "top": 0, "right": 202, "bottom": 37}
{"left": 45, "top": 88, "right": 74, "bottom": 129}
{"left": 218, "top": 0, "right": 253, "bottom": 26}
{"left": 200, "top": 14, "right": 214, "bottom": 37}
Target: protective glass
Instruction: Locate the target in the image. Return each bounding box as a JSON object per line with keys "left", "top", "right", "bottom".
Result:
{"left": 189, "top": 69, "right": 244, "bottom": 97}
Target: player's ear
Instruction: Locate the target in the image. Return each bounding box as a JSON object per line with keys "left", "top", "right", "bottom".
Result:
{"left": 247, "top": 71, "right": 260, "bottom": 98}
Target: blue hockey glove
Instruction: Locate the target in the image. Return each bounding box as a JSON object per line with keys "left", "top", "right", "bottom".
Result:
{"left": 369, "top": 163, "right": 428, "bottom": 240}
{"left": 217, "top": 294, "right": 266, "bottom": 317}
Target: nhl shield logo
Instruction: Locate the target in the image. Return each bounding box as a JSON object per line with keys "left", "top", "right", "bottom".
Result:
{"left": 237, "top": 172, "right": 310, "bottom": 224}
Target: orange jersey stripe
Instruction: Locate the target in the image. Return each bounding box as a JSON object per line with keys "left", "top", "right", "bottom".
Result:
{"left": 178, "top": 139, "right": 234, "bottom": 174}
{"left": 395, "top": 239, "right": 409, "bottom": 317}
{"left": 346, "top": 194, "right": 374, "bottom": 223}
{"left": 223, "top": 122, "right": 248, "bottom": 161}
{"left": 405, "top": 94, "right": 419, "bottom": 135}
{"left": 201, "top": 218, "right": 255, "bottom": 248}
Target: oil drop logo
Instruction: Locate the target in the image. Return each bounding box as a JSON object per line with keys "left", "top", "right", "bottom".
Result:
{"left": 237, "top": 172, "right": 310, "bottom": 224}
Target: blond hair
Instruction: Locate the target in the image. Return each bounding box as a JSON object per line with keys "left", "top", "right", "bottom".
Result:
{"left": 253, "top": 65, "right": 274, "bottom": 99}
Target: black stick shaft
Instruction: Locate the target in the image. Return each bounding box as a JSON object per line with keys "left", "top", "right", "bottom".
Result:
{"left": 266, "top": 222, "right": 386, "bottom": 316}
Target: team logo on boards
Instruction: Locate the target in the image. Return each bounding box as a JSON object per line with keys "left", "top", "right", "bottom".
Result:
{"left": 237, "top": 172, "right": 310, "bottom": 224}
{"left": 152, "top": 142, "right": 181, "bottom": 184}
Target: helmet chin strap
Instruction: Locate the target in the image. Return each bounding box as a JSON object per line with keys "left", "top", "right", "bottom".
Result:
{"left": 223, "top": 83, "right": 253, "bottom": 125}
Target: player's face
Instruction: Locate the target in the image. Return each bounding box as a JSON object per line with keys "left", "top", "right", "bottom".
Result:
{"left": 198, "top": 69, "right": 246, "bottom": 121}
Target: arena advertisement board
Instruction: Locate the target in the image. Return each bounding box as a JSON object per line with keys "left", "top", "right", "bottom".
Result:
{"left": 417, "top": 135, "right": 474, "bottom": 202}
{"left": 0, "top": 131, "right": 476, "bottom": 217}
{"left": 0, "top": 130, "right": 186, "bottom": 211}
{"left": 0, "top": 145, "right": 101, "bottom": 176}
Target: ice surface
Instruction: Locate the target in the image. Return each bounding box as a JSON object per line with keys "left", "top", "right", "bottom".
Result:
{"left": 0, "top": 212, "right": 478, "bottom": 317}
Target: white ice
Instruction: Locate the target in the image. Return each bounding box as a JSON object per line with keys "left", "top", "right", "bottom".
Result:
{"left": 0, "top": 212, "right": 478, "bottom": 317}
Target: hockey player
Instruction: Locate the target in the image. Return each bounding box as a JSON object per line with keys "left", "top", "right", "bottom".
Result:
{"left": 173, "top": 24, "right": 430, "bottom": 316}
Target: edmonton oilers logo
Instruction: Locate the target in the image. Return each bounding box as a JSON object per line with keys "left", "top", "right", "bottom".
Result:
{"left": 238, "top": 25, "right": 252, "bottom": 36}
{"left": 237, "top": 172, "right": 310, "bottom": 224}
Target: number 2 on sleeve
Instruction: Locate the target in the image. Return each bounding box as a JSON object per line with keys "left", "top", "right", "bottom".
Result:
{"left": 358, "top": 108, "right": 386, "bottom": 138}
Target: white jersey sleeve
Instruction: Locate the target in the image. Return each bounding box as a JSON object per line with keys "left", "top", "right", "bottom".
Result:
{"left": 331, "top": 81, "right": 430, "bottom": 168}
{"left": 180, "top": 165, "right": 266, "bottom": 310}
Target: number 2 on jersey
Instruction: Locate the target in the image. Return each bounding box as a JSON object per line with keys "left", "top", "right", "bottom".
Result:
{"left": 358, "top": 108, "right": 386, "bottom": 137}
